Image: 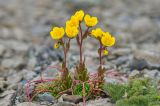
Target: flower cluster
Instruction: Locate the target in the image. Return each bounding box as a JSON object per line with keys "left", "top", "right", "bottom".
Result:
{"left": 50, "top": 10, "right": 116, "bottom": 82}
{"left": 91, "top": 28, "right": 115, "bottom": 55}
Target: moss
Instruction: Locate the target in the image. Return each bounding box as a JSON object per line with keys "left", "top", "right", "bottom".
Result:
{"left": 102, "top": 83, "right": 127, "bottom": 102}
{"left": 102, "top": 78, "right": 160, "bottom": 106}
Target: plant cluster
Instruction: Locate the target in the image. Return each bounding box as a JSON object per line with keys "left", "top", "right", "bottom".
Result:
{"left": 50, "top": 10, "right": 115, "bottom": 83}
{"left": 26, "top": 10, "right": 116, "bottom": 104}
{"left": 102, "top": 78, "right": 160, "bottom": 106}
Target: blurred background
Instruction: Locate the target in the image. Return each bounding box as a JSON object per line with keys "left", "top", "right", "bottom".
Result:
{"left": 0, "top": 0, "right": 160, "bottom": 93}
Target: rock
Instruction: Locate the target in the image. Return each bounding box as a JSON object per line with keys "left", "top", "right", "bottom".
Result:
{"left": 0, "top": 90, "right": 15, "bottom": 98}
{"left": 131, "top": 17, "right": 158, "bottom": 43}
{"left": 21, "top": 69, "right": 37, "bottom": 80}
{"left": 112, "top": 48, "right": 132, "bottom": 56}
{"left": 62, "top": 95, "right": 82, "bottom": 104}
{"left": 17, "top": 102, "right": 38, "bottom": 106}
{"left": 129, "top": 70, "right": 140, "bottom": 77}
{"left": 7, "top": 72, "right": 23, "bottom": 84}
{"left": 37, "top": 92, "right": 54, "bottom": 102}
{"left": 105, "top": 70, "right": 128, "bottom": 83}
{"left": 134, "top": 49, "right": 160, "bottom": 69}
{"left": 111, "top": 56, "right": 129, "bottom": 66}
{"left": 85, "top": 98, "right": 115, "bottom": 106}
{"left": 0, "top": 78, "right": 8, "bottom": 92}
{"left": 54, "top": 102, "right": 76, "bottom": 106}
{"left": 42, "top": 66, "right": 60, "bottom": 79}
{"left": 0, "top": 39, "right": 30, "bottom": 52}
{"left": 0, "top": 90, "right": 15, "bottom": 106}
{"left": 129, "top": 58, "right": 148, "bottom": 71}
{"left": 27, "top": 57, "right": 37, "bottom": 69}
{"left": 0, "top": 45, "right": 6, "bottom": 57}
{"left": 1, "top": 58, "right": 26, "bottom": 69}
{"left": 144, "top": 69, "right": 160, "bottom": 81}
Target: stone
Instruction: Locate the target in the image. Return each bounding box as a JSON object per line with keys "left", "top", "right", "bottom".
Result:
{"left": 129, "top": 58, "right": 148, "bottom": 71}
{"left": 27, "top": 57, "right": 37, "bottom": 69}
{"left": 0, "top": 90, "right": 15, "bottom": 106}
{"left": 0, "top": 78, "right": 8, "bottom": 92}
{"left": 21, "top": 69, "right": 37, "bottom": 80}
{"left": 129, "top": 70, "right": 140, "bottom": 77}
{"left": 131, "top": 17, "right": 159, "bottom": 43}
{"left": 0, "top": 39, "right": 30, "bottom": 52}
{"left": 144, "top": 69, "right": 160, "bottom": 81}
{"left": 17, "top": 102, "right": 38, "bottom": 106}
{"left": 37, "top": 92, "right": 54, "bottom": 102}
{"left": 111, "top": 56, "right": 129, "bottom": 66}
{"left": 0, "top": 45, "right": 6, "bottom": 57}
{"left": 84, "top": 98, "right": 115, "bottom": 106}
{"left": 1, "top": 58, "right": 26, "bottom": 69}
{"left": 134, "top": 49, "right": 160, "bottom": 69}
{"left": 54, "top": 102, "right": 76, "bottom": 106}
{"left": 0, "top": 90, "right": 15, "bottom": 98}
{"left": 112, "top": 48, "right": 132, "bottom": 56}
{"left": 62, "top": 95, "right": 82, "bottom": 104}
{"left": 42, "top": 67, "right": 60, "bottom": 79}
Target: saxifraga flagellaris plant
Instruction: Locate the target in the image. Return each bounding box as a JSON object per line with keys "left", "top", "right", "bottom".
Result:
{"left": 26, "top": 10, "right": 116, "bottom": 105}
{"left": 50, "top": 9, "right": 115, "bottom": 97}
{"left": 91, "top": 28, "right": 115, "bottom": 87}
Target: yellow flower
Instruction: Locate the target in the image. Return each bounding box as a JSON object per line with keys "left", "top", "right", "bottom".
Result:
{"left": 66, "top": 16, "right": 79, "bottom": 28}
{"left": 54, "top": 43, "right": 59, "bottom": 49}
{"left": 84, "top": 14, "right": 98, "bottom": 27}
{"left": 91, "top": 28, "right": 103, "bottom": 38}
{"left": 74, "top": 10, "right": 84, "bottom": 21}
{"left": 101, "top": 32, "right": 115, "bottom": 47}
{"left": 50, "top": 27, "right": 64, "bottom": 40}
{"left": 103, "top": 50, "right": 108, "bottom": 55}
{"left": 66, "top": 26, "right": 79, "bottom": 38}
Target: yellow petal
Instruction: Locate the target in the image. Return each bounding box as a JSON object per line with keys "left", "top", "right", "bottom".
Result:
{"left": 75, "top": 10, "right": 84, "bottom": 21}
{"left": 50, "top": 27, "right": 64, "bottom": 40}
{"left": 84, "top": 14, "right": 98, "bottom": 27}
{"left": 91, "top": 28, "right": 103, "bottom": 38}
{"left": 103, "top": 50, "right": 108, "bottom": 55}
{"left": 66, "top": 26, "right": 79, "bottom": 38}
{"left": 101, "top": 32, "right": 116, "bottom": 47}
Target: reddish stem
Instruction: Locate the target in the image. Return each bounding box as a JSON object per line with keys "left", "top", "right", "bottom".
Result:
{"left": 78, "top": 24, "right": 89, "bottom": 64}
{"left": 99, "top": 39, "right": 103, "bottom": 67}
{"left": 79, "top": 24, "right": 83, "bottom": 64}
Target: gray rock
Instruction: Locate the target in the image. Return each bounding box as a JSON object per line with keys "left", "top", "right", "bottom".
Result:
{"left": 129, "top": 58, "right": 148, "bottom": 71}
{"left": 144, "top": 69, "right": 160, "bottom": 81}
{"left": 131, "top": 17, "right": 158, "bottom": 43}
{"left": 0, "top": 90, "right": 15, "bottom": 98}
{"left": 0, "top": 39, "right": 30, "bottom": 52}
{"left": 62, "top": 95, "right": 82, "bottom": 104}
{"left": 112, "top": 48, "right": 132, "bottom": 56}
{"left": 0, "top": 90, "right": 15, "bottom": 106}
{"left": 1, "top": 58, "right": 26, "bottom": 69}
{"left": 84, "top": 98, "right": 115, "bottom": 106}
{"left": 21, "top": 69, "right": 37, "bottom": 80}
{"left": 42, "top": 67, "right": 60, "bottom": 79}
{"left": 111, "top": 56, "right": 129, "bottom": 66}
{"left": 0, "top": 45, "right": 6, "bottom": 57}
{"left": 37, "top": 92, "right": 54, "bottom": 102}
{"left": 17, "top": 102, "right": 38, "bottom": 106}
{"left": 129, "top": 70, "right": 140, "bottom": 77}
{"left": 54, "top": 102, "right": 76, "bottom": 106}
{"left": 134, "top": 49, "right": 160, "bottom": 69}
{"left": 0, "top": 78, "right": 8, "bottom": 92}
